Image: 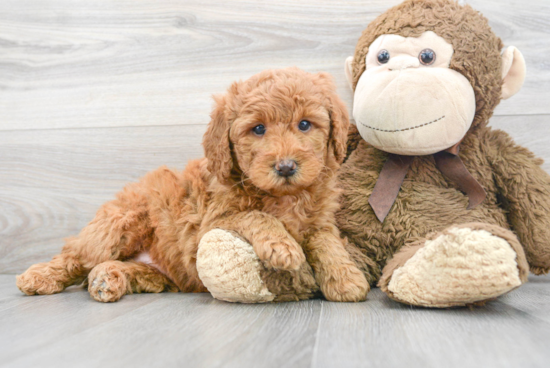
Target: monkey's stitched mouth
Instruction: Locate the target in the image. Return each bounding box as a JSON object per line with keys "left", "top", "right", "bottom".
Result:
{"left": 358, "top": 115, "right": 445, "bottom": 133}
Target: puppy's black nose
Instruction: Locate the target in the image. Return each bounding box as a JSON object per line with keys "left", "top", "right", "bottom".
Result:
{"left": 276, "top": 160, "right": 297, "bottom": 177}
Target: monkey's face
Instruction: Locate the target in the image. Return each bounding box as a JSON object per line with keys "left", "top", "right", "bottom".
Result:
{"left": 348, "top": 31, "right": 476, "bottom": 155}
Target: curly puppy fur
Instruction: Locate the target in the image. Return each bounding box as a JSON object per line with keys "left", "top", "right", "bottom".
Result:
{"left": 17, "top": 68, "right": 369, "bottom": 303}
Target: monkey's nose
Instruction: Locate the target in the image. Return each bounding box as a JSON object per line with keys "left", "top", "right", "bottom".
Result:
{"left": 387, "top": 55, "right": 420, "bottom": 71}
{"left": 275, "top": 160, "right": 297, "bottom": 177}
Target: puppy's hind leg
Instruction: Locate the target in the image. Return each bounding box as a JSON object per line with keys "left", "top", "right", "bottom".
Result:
{"left": 88, "top": 260, "right": 178, "bottom": 303}
{"left": 17, "top": 181, "right": 154, "bottom": 296}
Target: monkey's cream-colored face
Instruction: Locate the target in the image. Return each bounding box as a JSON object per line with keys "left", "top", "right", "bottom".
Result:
{"left": 349, "top": 31, "right": 476, "bottom": 155}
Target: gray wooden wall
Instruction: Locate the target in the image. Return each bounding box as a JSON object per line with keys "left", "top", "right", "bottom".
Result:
{"left": 1, "top": 0, "right": 549, "bottom": 274}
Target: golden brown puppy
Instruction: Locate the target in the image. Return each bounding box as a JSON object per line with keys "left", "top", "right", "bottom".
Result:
{"left": 16, "top": 67, "right": 369, "bottom": 303}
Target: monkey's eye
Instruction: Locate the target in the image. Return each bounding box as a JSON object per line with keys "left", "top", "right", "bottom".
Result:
{"left": 419, "top": 49, "right": 436, "bottom": 66}
{"left": 252, "top": 124, "right": 266, "bottom": 136}
{"left": 298, "top": 120, "right": 311, "bottom": 132}
{"left": 377, "top": 50, "right": 390, "bottom": 64}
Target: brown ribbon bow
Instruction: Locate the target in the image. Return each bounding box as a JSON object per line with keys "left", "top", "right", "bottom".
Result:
{"left": 368, "top": 145, "right": 487, "bottom": 222}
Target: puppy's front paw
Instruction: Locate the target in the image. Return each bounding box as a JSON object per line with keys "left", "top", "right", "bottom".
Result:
{"left": 257, "top": 239, "right": 306, "bottom": 271}
{"left": 321, "top": 265, "right": 369, "bottom": 302}
{"left": 88, "top": 266, "right": 128, "bottom": 303}
{"left": 16, "top": 264, "right": 65, "bottom": 295}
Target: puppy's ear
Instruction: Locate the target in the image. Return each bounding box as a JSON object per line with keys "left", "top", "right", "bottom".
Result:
{"left": 203, "top": 93, "right": 234, "bottom": 184}
{"left": 318, "top": 73, "right": 350, "bottom": 164}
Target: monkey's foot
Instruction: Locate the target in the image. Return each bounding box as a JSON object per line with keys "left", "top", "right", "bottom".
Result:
{"left": 197, "top": 229, "right": 275, "bottom": 303}
{"left": 197, "top": 229, "right": 318, "bottom": 303}
{"left": 380, "top": 224, "right": 529, "bottom": 308}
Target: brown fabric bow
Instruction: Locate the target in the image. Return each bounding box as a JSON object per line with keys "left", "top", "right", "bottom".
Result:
{"left": 368, "top": 145, "right": 486, "bottom": 222}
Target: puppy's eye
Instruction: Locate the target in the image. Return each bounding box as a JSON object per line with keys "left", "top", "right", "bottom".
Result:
{"left": 377, "top": 50, "right": 390, "bottom": 64}
{"left": 298, "top": 120, "right": 311, "bottom": 132}
{"left": 419, "top": 49, "right": 436, "bottom": 65}
{"left": 252, "top": 124, "right": 266, "bottom": 136}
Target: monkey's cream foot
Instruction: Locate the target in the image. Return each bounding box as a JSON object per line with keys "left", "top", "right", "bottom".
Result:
{"left": 379, "top": 223, "right": 529, "bottom": 308}
{"left": 197, "top": 229, "right": 275, "bottom": 303}
{"left": 197, "top": 229, "right": 318, "bottom": 303}
{"left": 88, "top": 263, "right": 129, "bottom": 303}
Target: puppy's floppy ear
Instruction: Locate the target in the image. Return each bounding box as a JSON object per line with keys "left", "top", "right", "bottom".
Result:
{"left": 203, "top": 93, "right": 234, "bottom": 184}
{"left": 317, "top": 72, "right": 350, "bottom": 164}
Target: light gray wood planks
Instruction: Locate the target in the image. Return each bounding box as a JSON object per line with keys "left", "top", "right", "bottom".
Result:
{"left": 0, "top": 0, "right": 549, "bottom": 132}
{"left": 499, "top": 275, "right": 550, "bottom": 324}
{"left": 0, "top": 0, "right": 388, "bottom": 131}
{"left": 1, "top": 0, "right": 550, "bottom": 273}
{"left": 1, "top": 274, "right": 549, "bottom": 368}
{"left": 0, "top": 275, "right": 321, "bottom": 368}
{"left": 2, "top": 1, "right": 550, "bottom": 367}
{"left": 0, "top": 275, "right": 168, "bottom": 366}
{"left": 0, "top": 125, "right": 206, "bottom": 273}
{"left": 313, "top": 284, "right": 550, "bottom": 368}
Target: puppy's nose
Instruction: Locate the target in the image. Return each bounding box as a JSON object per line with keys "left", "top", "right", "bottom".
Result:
{"left": 275, "top": 160, "right": 297, "bottom": 177}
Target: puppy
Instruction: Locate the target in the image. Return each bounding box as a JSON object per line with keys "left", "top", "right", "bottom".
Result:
{"left": 16, "top": 68, "right": 369, "bottom": 302}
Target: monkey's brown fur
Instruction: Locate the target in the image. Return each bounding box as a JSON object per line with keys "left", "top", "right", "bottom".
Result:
{"left": 17, "top": 68, "right": 368, "bottom": 303}
{"left": 337, "top": 0, "right": 550, "bottom": 295}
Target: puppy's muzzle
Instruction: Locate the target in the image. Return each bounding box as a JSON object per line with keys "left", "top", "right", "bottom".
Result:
{"left": 275, "top": 160, "right": 297, "bottom": 177}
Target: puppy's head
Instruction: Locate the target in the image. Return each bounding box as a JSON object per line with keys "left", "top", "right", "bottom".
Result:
{"left": 203, "top": 67, "right": 349, "bottom": 196}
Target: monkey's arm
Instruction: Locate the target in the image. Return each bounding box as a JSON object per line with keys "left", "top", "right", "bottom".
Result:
{"left": 484, "top": 128, "right": 550, "bottom": 274}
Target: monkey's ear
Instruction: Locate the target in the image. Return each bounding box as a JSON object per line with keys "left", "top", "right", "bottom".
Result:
{"left": 501, "top": 46, "right": 526, "bottom": 100}
{"left": 344, "top": 56, "right": 354, "bottom": 90}
{"left": 203, "top": 94, "right": 234, "bottom": 184}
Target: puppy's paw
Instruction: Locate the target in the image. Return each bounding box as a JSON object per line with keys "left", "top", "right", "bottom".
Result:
{"left": 257, "top": 239, "right": 306, "bottom": 271}
{"left": 320, "top": 265, "right": 369, "bottom": 302}
{"left": 88, "top": 266, "right": 128, "bottom": 303}
{"left": 16, "top": 264, "right": 65, "bottom": 295}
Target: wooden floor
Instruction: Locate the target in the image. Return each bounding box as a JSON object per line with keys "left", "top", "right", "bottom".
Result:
{"left": 2, "top": 0, "right": 550, "bottom": 274}
{"left": 1, "top": 274, "right": 549, "bottom": 368}
{"left": 2, "top": 1, "right": 550, "bottom": 367}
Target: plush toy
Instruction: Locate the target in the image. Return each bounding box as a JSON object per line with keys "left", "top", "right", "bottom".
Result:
{"left": 17, "top": 68, "right": 368, "bottom": 304}
{"left": 196, "top": 229, "right": 319, "bottom": 303}
{"left": 335, "top": 0, "right": 550, "bottom": 307}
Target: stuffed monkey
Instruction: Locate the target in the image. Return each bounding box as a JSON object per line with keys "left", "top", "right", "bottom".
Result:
{"left": 336, "top": 0, "right": 550, "bottom": 307}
